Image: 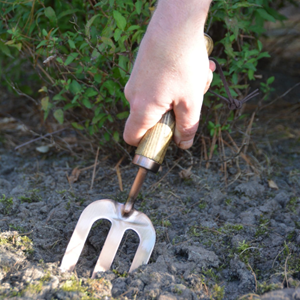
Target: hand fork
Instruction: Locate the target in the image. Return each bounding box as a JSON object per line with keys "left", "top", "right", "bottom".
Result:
{"left": 60, "top": 35, "right": 213, "bottom": 278}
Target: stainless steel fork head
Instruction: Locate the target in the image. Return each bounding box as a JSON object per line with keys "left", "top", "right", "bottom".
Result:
{"left": 60, "top": 199, "right": 156, "bottom": 278}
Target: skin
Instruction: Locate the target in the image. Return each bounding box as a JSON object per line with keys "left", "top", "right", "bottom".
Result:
{"left": 123, "top": 0, "right": 215, "bottom": 150}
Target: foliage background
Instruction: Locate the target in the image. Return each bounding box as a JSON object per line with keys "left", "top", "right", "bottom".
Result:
{"left": 0, "top": 0, "right": 291, "bottom": 153}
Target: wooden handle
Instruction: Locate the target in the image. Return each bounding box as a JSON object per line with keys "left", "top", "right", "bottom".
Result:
{"left": 136, "top": 110, "right": 175, "bottom": 165}
{"left": 134, "top": 34, "right": 213, "bottom": 170}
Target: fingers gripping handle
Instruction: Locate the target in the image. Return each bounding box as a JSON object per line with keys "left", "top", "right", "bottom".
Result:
{"left": 132, "top": 34, "right": 213, "bottom": 173}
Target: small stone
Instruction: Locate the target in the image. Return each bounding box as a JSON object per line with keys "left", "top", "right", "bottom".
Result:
{"left": 158, "top": 294, "right": 177, "bottom": 300}
{"left": 234, "top": 181, "right": 265, "bottom": 198}
{"left": 175, "top": 245, "right": 220, "bottom": 268}
{"left": 274, "top": 191, "right": 290, "bottom": 208}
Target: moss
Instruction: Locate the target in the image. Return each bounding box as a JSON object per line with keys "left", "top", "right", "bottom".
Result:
{"left": 62, "top": 277, "right": 87, "bottom": 293}
{"left": 0, "top": 194, "right": 13, "bottom": 214}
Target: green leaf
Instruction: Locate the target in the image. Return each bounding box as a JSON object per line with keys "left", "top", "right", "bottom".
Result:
{"left": 56, "top": 57, "right": 63, "bottom": 64}
{"left": 36, "top": 40, "right": 47, "bottom": 49}
{"left": 135, "top": 1, "right": 143, "bottom": 14}
{"left": 72, "top": 122, "right": 85, "bottom": 130}
{"left": 82, "top": 97, "right": 93, "bottom": 109}
{"left": 127, "top": 25, "right": 140, "bottom": 31}
{"left": 53, "top": 93, "right": 66, "bottom": 101}
{"left": 54, "top": 109, "right": 64, "bottom": 124}
{"left": 116, "top": 111, "right": 129, "bottom": 120}
{"left": 94, "top": 74, "right": 102, "bottom": 83}
{"left": 257, "top": 9, "right": 276, "bottom": 22}
{"left": 101, "top": 36, "right": 115, "bottom": 49}
{"left": 85, "top": 14, "right": 101, "bottom": 39}
{"left": 64, "top": 53, "right": 79, "bottom": 66}
{"left": 0, "top": 40, "right": 13, "bottom": 58}
{"left": 113, "top": 131, "right": 119, "bottom": 142}
{"left": 41, "top": 97, "right": 49, "bottom": 111}
{"left": 79, "top": 42, "right": 89, "bottom": 50}
{"left": 85, "top": 88, "right": 98, "bottom": 98}
{"left": 69, "top": 80, "right": 82, "bottom": 95}
{"left": 113, "top": 10, "right": 126, "bottom": 30}
{"left": 104, "top": 132, "right": 110, "bottom": 141}
{"left": 114, "top": 28, "right": 122, "bottom": 42}
{"left": 68, "top": 39, "right": 76, "bottom": 49}
{"left": 57, "top": 9, "right": 80, "bottom": 20}
{"left": 44, "top": 7, "right": 57, "bottom": 24}
{"left": 107, "top": 115, "right": 113, "bottom": 122}
{"left": 267, "top": 76, "right": 275, "bottom": 85}
{"left": 92, "top": 112, "right": 106, "bottom": 124}
{"left": 257, "top": 40, "right": 263, "bottom": 52}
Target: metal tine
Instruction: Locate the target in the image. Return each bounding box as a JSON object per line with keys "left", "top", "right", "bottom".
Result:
{"left": 60, "top": 199, "right": 156, "bottom": 277}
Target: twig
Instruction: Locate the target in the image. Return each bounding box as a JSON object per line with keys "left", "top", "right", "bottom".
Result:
{"left": 242, "top": 112, "right": 255, "bottom": 155}
{"left": 90, "top": 147, "right": 100, "bottom": 190}
{"left": 247, "top": 263, "right": 258, "bottom": 293}
{"left": 4, "top": 77, "right": 38, "bottom": 105}
{"left": 14, "top": 127, "right": 69, "bottom": 150}
{"left": 261, "top": 81, "right": 300, "bottom": 111}
{"left": 284, "top": 254, "right": 290, "bottom": 288}
{"left": 148, "top": 158, "right": 182, "bottom": 191}
{"left": 206, "top": 128, "right": 217, "bottom": 169}
{"left": 238, "top": 293, "right": 260, "bottom": 300}
{"left": 115, "top": 156, "right": 125, "bottom": 192}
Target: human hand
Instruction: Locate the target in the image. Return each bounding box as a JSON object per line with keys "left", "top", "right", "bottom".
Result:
{"left": 123, "top": 0, "right": 214, "bottom": 150}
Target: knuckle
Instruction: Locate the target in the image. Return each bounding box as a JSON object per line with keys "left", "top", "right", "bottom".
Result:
{"left": 177, "top": 123, "right": 198, "bottom": 139}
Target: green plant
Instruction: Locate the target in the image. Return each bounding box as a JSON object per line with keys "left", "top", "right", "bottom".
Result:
{"left": 162, "top": 219, "right": 172, "bottom": 227}
{"left": 19, "top": 189, "right": 41, "bottom": 203}
{"left": 0, "top": 194, "right": 13, "bottom": 214}
{"left": 210, "top": 283, "right": 225, "bottom": 300}
{"left": 0, "top": 0, "right": 289, "bottom": 148}
{"left": 237, "top": 240, "right": 251, "bottom": 253}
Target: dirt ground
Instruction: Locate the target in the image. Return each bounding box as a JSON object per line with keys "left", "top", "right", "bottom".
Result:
{"left": 0, "top": 63, "right": 300, "bottom": 300}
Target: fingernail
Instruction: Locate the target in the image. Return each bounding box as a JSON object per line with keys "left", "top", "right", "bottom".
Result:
{"left": 178, "top": 139, "right": 194, "bottom": 150}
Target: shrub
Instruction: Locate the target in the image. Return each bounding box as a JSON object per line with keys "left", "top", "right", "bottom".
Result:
{"left": 0, "top": 0, "right": 288, "bottom": 148}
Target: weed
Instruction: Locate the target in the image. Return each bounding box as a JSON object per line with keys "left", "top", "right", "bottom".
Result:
{"left": 225, "top": 198, "right": 232, "bottom": 205}
{"left": 203, "top": 268, "right": 219, "bottom": 282}
{"left": 112, "top": 269, "right": 128, "bottom": 277}
{"left": 210, "top": 284, "right": 225, "bottom": 300}
{"left": 162, "top": 219, "right": 172, "bottom": 227}
{"left": 9, "top": 224, "right": 26, "bottom": 233}
{"left": 56, "top": 189, "right": 67, "bottom": 194}
{"left": 19, "top": 189, "right": 41, "bottom": 203}
{"left": 237, "top": 240, "right": 251, "bottom": 253}
{"left": 257, "top": 281, "right": 281, "bottom": 294}
{"left": 218, "top": 223, "right": 244, "bottom": 234}
{"left": 198, "top": 201, "right": 207, "bottom": 210}
{"left": 255, "top": 215, "right": 270, "bottom": 237}
{"left": 173, "top": 285, "right": 183, "bottom": 295}
{"left": 0, "top": 194, "right": 13, "bottom": 214}
{"left": 287, "top": 197, "right": 298, "bottom": 213}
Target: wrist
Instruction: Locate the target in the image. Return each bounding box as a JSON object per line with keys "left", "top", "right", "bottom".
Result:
{"left": 151, "top": 0, "right": 212, "bottom": 34}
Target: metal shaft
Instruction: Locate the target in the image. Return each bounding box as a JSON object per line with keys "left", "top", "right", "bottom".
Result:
{"left": 123, "top": 167, "right": 148, "bottom": 215}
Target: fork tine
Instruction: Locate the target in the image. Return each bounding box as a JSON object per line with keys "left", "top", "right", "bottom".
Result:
{"left": 91, "top": 222, "right": 125, "bottom": 278}
{"left": 60, "top": 199, "right": 156, "bottom": 277}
